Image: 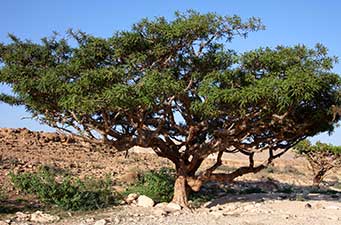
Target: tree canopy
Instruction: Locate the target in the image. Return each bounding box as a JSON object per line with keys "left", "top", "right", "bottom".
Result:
{"left": 295, "top": 140, "right": 341, "bottom": 186}
{"left": 1, "top": 11, "right": 340, "bottom": 206}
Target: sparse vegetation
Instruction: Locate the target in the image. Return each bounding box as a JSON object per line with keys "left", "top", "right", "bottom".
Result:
{"left": 9, "top": 167, "right": 117, "bottom": 211}
{"left": 0, "top": 187, "right": 6, "bottom": 202}
{"left": 189, "top": 192, "right": 217, "bottom": 208}
{"left": 124, "top": 168, "right": 175, "bottom": 203}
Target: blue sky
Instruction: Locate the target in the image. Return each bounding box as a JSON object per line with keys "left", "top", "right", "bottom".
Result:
{"left": 0, "top": 0, "right": 340, "bottom": 144}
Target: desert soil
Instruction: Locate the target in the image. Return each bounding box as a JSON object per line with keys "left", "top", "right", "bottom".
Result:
{"left": 0, "top": 127, "right": 341, "bottom": 225}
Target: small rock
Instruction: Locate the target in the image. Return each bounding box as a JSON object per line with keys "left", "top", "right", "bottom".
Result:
{"left": 305, "top": 203, "right": 312, "bottom": 209}
{"left": 94, "top": 219, "right": 108, "bottom": 225}
{"left": 113, "top": 217, "right": 120, "bottom": 224}
{"left": 165, "top": 202, "right": 182, "bottom": 211}
{"left": 85, "top": 217, "right": 95, "bottom": 223}
{"left": 137, "top": 195, "right": 155, "bottom": 207}
{"left": 30, "top": 211, "right": 60, "bottom": 223}
{"left": 173, "top": 211, "right": 182, "bottom": 216}
{"left": 255, "top": 203, "right": 262, "bottom": 207}
{"left": 203, "top": 201, "right": 212, "bottom": 208}
{"left": 125, "top": 193, "right": 139, "bottom": 204}
{"left": 155, "top": 202, "right": 168, "bottom": 208}
{"left": 0, "top": 221, "right": 9, "bottom": 225}
{"left": 120, "top": 200, "right": 126, "bottom": 205}
{"left": 211, "top": 205, "right": 223, "bottom": 211}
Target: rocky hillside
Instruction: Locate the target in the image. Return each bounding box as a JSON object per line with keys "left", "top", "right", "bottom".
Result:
{"left": 0, "top": 128, "right": 172, "bottom": 187}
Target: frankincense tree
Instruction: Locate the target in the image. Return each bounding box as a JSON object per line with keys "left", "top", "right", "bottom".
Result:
{"left": 1, "top": 11, "right": 340, "bottom": 206}
{"left": 295, "top": 140, "right": 341, "bottom": 186}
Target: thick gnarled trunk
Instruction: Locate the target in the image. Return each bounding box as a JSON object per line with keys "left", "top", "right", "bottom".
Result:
{"left": 172, "top": 175, "right": 189, "bottom": 207}
{"left": 171, "top": 161, "right": 192, "bottom": 207}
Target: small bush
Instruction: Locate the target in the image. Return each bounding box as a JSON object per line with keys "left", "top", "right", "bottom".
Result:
{"left": 124, "top": 168, "right": 175, "bottom": 203}
{"left": 9, "top": 167, "right": 116, "bottom": 211}
{"left": 282, "top": 165, "right": 302, "bottom": 175}
{"left": 189, "top": 192, "right": 216, "bottom": 208}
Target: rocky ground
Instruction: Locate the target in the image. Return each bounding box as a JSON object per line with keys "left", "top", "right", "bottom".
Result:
{"left": 1, "top": 128, "right": 341, "bottom": 225}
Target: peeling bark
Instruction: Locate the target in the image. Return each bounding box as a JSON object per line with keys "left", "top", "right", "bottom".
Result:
{"left": 171, "top": 161, "right": 191, "bottom": 208}
{"left": 172, "top": 175, "right": 189, "bottom": 207}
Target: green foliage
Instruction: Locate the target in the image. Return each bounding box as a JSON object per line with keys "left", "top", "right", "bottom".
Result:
{"left": 9, "top": 167, "right": 116, "bottom": 211}
{"left": 295, "top": 140, "right": 341, "bottom": 155}
{"left": 0, "top": 11, "right": 262, "bottom": 115}
{"left": 0, "top": 10, "right": 339, "bottom": 148}
{"left": 197, "top": 44, "right": 340, "bottom": 118}
{"left": 124, "top": 168, "right": 175, "bottom": 203}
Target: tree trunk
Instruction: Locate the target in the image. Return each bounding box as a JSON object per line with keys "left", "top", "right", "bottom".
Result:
{"left": 313, "top": 169, "right": 327, "bottom": 187}
{"left": 172, "top": 161, "right": 191, "bottom": 208}
{"left": 172, "top": 175, "right": 189, "bottom": 207}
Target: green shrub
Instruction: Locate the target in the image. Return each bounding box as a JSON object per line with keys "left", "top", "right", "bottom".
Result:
{"left": 124, "top": 168, "right": 175, "bottom": 203}
{"left": 189, "top": 191, "right": 216, "bottom": 208}
{"left": 9, "top": 167, "right": 116, "bottom": 211}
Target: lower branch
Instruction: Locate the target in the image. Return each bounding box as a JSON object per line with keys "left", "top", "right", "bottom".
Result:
{"left": 188, "top": 151, "right": 274, "bottom": 191}
{"left": 186, "top": 163, "right": 268, "bottom": 192}
{"left": 207, "top": 164, "right": 266, "bottom": 183}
